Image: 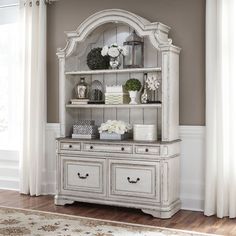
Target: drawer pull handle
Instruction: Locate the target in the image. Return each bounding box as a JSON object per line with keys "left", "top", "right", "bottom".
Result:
{"left": 90, "top": 146, "right": 93, "bottom": 150}
{"left": 145, "top": 148, "right": 149, "bottom": 152}
{"left": 69, "top": 145, "right": 73, "bottom": 148}
{"left": 121, "top": 147, "right": 125, "bottom": 151}
{"left": 127, "top": 177, "right": 140, "bottom": 184}
{"left": 77, "top": 173, "right": 89, "bottom": 179}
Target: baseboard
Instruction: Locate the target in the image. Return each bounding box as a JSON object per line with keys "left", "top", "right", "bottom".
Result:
{"left": 0, "top": 123, "right": 205, "bottom": 212}
{"left": 181, "top": 198, "right": 204, "bottom": 212}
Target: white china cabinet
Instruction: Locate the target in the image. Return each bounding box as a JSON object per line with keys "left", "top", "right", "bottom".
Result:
{"left": 55, "top": 9, "right": 181, "bottom": 218}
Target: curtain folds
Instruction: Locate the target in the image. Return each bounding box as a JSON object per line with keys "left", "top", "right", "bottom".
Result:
{"left": 205, "top": 0, "right": 236, "bottom": 218}
{"left": 19, "top": 0, "right": 47, "bottom": 196}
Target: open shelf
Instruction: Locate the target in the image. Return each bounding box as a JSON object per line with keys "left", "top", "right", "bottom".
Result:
{"left": 65, "top": 67, "right": 162, "bottom": 76}
{"left": 66, "top": 103, "right": 162, "bottom": 109}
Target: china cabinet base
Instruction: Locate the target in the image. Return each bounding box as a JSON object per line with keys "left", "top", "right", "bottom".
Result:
{"left": 55, "top": 138, "right": 181, "bottom": 219}
{"left": 55, "top": 195, "right": 181, "bottom": 219}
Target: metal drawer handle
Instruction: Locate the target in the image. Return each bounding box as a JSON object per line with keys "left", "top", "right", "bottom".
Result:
{"left": 127, "top": 177, "right": 140, "bottom": 184}
{"left": 77, "top": 173, "right": 89, "bottom": 179}
{"left": 145, "top": 148, "right": 149, "bottom": 152}
{"left": 90, "top": 146, "right": 93, "bottom": 150}
{"left": 121, "top": 147, "right": 125, "bottom": 151}
{"left": 69, "top": 145, "right": 73, "bottom": 148}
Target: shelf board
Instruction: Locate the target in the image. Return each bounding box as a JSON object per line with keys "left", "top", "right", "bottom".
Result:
{"left": 65, "top": 67, "right": 161, "bottom": 76}
{"left": 66, "top": 104, "right": 162, "bottom": 109}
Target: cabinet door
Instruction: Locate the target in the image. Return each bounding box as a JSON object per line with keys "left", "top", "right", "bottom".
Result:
{"left": 109, "top": 160, "right": 160, "bottom": 202}
{"left": 60, "top": 155, "right": 106, "bottom": 197}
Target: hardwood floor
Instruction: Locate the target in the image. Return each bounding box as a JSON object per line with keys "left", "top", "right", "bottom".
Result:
{"left": 0, "top": 190, "right": 235, "bottom": 235}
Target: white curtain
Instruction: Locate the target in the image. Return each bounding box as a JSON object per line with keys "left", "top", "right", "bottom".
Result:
{"left": 205, "top": 0, "right": 236, "bottom": 218}
{"left": 19, "top": 0, "right": 47, "bottom": 196}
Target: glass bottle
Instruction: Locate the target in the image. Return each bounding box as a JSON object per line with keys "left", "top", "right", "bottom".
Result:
{"left": 76, "top": 77, "right": 88, "bottom": 99}
{"left": 141, "top": 73, "right": 148, "bottom": 104}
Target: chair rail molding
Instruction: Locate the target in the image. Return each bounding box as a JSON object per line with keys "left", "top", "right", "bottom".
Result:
{"left": 0, "top": 123, "right": 205, "bottom": 211}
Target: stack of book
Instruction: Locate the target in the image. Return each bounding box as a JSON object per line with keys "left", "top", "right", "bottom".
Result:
{"left": 105, "top": 85, "right": 129, "bottom": 105}
{"left": 70, "top": 99, "right": 89, "bottom": 105}
{"left": 72, "top": 120, "right": 98, "bottom": 139}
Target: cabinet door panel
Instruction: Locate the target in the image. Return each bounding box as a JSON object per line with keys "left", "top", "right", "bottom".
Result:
{"left": 109, "top": 160, "right": 160, "bottom": 202}
{"left": 60, "top": 156, "right": 105, "bottom": 196}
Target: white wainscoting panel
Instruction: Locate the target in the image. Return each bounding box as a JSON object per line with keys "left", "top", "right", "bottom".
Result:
{"left": 179, "top": 126, "right": 205, "bottom": 211}
{"left": 0, "top": 150, "right": 19, "bottom": 190}
{"left": 42, "top": 123, "right": 60, "bottom": 194}
{"left": 0, "top": 124, "right": 205, "bottom": 211}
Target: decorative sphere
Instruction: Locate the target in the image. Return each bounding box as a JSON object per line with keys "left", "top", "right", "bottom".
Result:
{"left": 87, "top": 47, "right": 110, "bottom": 70}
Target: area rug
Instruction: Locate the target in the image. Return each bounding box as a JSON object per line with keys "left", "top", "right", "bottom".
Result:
{"left": 0, "top": 206, "right": 219, "bottom": 236}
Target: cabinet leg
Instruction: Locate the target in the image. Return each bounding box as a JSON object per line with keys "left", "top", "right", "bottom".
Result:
{"left": 141, "top": 203, "right": 180, "bottom": 219}
{"left": 54, "top": 196, "right": 74, "bottom": 206}
{"left": 141, "top": 209, "right": 175, "bottom": 219}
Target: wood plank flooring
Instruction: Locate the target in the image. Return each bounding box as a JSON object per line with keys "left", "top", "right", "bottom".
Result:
{"left": 0, "top": 189, "right": 235, "bottom": 235}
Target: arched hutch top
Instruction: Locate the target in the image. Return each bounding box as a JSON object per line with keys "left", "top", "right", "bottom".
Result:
{"left": 57, "top": 9, "right": 180, "bottom": 59}
{"left": 55, "top": 9, "right": 181, "bottom": 219}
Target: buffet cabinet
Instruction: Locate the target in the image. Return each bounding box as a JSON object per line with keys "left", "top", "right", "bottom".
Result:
{"left": 55, "top": 138, "right": 181, "bottom": 218}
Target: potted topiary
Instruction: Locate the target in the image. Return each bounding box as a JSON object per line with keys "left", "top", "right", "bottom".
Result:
{"left": 124, "top": 78, "right": 142, "bottom": 104}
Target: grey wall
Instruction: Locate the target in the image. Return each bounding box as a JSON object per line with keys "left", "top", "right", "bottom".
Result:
{"left": 47, "top": 0, "right": 205, "bottom": 125}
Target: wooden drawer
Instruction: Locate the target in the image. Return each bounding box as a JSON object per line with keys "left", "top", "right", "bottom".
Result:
{"left": 83, "top": 142, "right": 133, "bottom": 154}
{"left": 109, "top": 160, "right": 160, "bottom": 201}
{"left": 60, "top": 142, "right": 81, "bottom": 151}
{"left": 61, "top": 156, "right": 105, "bottom": 195}
{"left": 135, "top": 145, "right": 160, "bottom": 155}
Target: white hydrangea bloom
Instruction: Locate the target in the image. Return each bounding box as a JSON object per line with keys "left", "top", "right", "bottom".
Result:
{"left": 146, "top": 76, "right": 160, "bottom": 91}
{"left": 101, "top": 45, "right": 109, "bottom": 56}
{"left": 98, "top": 120, "right": 132, "bottom": 134}
{"left": 108, "top": 47, "right": 120, "bottom": 57}
{"left": 101, "top": 44, "right": 128, "bottom": 58}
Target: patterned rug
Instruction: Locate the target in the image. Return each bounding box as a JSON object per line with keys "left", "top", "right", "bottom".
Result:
{"left": 0, "top": 206, "right": 219, "bottom": 236}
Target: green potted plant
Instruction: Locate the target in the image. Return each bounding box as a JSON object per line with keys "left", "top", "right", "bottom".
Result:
{"left": 124, "top": 78, "right": 142, "bottom": 104}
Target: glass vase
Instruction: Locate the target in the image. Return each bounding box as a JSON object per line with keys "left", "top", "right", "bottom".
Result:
{"left": 76, "top": 77, "right": 89, "bottom": 99}
{"left": 109, "top": 56, "right": 121, "bottom": 69}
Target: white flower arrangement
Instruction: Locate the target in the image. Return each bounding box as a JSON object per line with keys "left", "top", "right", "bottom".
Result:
{"left": 146, "top": 76, "right": 161, "bottom": 91}
{"left": 101, "top": 43, "right": 128, "bottom": 58}
{"left": 98, "top": 120, "right": 132, "bottom": 135}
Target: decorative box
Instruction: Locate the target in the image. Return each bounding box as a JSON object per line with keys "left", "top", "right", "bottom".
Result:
{"left": 106, "top": 85, "right": 123, "bottom": 93}
{"left": 133, "top": 124, "right": 157, "bottom": 141}
{"left": 105, "top": 93, "right": 129, "bottom": 105}
{"left": 100, "top": 132, "right": 128, "bottom": 140}
{"left": 73, "top": 125, "right": 98, "bottom": 135}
